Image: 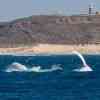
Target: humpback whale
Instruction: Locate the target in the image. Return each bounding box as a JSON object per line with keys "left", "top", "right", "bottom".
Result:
{"left": 6, "top": 62, "right": 28, "bottom": 72}
{"left": 5, "top": 62, "right": 63, "bottom": 72}
{"left": 72, "top": 51, "right": 93, "bottom": 72}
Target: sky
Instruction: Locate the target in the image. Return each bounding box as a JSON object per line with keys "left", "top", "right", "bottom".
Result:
{"left": 0, "top": 0, "right": 100, "bottom": 21}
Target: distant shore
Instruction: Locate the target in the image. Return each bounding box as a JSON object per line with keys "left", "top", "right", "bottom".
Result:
{"left": 1, "top": 15, "right": 100, "bottom": 46}
{"left": 0, "top": 44, "right": 100, "bottom": 55}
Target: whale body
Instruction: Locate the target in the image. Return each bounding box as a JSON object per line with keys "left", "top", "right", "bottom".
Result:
{"left": 6, "top": 62, "right": 28, "bottom": 72}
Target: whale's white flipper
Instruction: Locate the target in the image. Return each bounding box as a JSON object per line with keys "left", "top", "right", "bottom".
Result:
{"left": 6, "top": 62, "right": 28, "bottom": 72}
{"left": 72, "top": 51, "right": 93, "bottom": 72}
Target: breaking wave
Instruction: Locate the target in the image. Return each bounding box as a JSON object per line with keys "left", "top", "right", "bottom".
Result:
{"left": 5, "top": 62, "right": 63, "bottom": 72}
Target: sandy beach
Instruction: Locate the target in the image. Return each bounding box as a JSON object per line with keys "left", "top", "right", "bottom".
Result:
{"left": 0, "top": 44, "right": 100, "bottom": 54}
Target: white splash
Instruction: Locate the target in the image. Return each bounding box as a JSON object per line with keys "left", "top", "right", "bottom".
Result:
{"left": 72, "top": 51, "right": 93, "bottom": 72}
{"left": 32, "top": 64, "right": 63, "bottom": 72}
{"left": 28, "top": 66, "right": 41, "bottom": 72}
{"left": 5, "top": 62, "right": 63, "bottom": 72}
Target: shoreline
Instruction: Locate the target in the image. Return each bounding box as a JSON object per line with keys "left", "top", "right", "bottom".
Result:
{"left": 0, "top": 44, "right": 100, "bottom": 55}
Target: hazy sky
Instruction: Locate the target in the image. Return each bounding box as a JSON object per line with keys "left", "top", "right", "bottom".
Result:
{"left": 0, "top": 0, "right": 100, "bottom": 21}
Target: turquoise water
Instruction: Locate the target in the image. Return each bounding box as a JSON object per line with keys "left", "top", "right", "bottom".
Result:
{"left": 0, "top": 55, "right": 100, "bottom": 100}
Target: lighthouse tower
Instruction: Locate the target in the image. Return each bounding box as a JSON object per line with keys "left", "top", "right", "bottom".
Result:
{"left": 89, "top": 3, "right": 94, "bottom": 15}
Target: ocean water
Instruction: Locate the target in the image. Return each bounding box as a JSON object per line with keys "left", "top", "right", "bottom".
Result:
{"left": 0, "top": 54, "right": 100, "bottom": 100}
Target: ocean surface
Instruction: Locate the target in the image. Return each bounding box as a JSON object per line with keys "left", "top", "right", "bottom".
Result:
{"left": 0, "top": 54, "right": 100, "bottom": 100}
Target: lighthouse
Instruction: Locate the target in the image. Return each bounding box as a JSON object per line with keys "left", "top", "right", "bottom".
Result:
{"left": 89, "top": 3, "right": 94, "bottom": 15}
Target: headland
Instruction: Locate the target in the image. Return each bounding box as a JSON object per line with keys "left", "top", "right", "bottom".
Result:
{"left": 0, "top": 15, "right": 100, "bottom": 54}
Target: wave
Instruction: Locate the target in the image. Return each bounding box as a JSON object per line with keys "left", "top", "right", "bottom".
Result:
{"left": 5, "top": 62, "right": 63, "bottom": 72}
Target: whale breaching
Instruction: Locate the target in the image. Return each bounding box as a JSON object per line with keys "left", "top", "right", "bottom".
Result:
{"left": 34, "top": 64, "right": 63, "bottom": 72}
{"left": 72, "top": 51, "right": 93, "bottom": 72}
{"left": 5, "top": 62, "right": 63, "bottom": 72}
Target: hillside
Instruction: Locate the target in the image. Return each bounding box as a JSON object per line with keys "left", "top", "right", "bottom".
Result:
{"left": 0, "top": 15, "right": 100, "bottom": 47}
